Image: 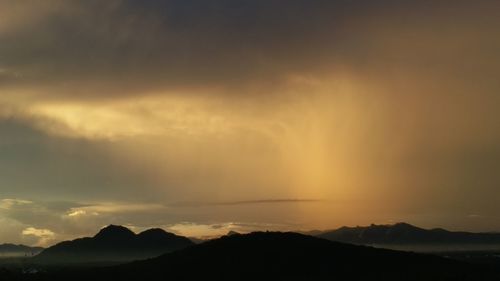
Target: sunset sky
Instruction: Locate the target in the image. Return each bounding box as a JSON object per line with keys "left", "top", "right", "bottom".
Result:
{"left": 1, "top": 0, "right": 500, "bottom": 246}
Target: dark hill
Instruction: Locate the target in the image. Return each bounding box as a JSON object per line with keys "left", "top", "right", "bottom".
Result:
{"left": 93, "top": 225, "right": 136, "bottom": 241}
{"left": 318, "top": 222, "right": 500, "bottom": 245}
{"left": 33, "top": 225, "right": 194, "bottom": 264}
{"left": 36, "top": 232, "right": 499, "bottom": 281}
{"left": 226, "top": 230, "right": 240, "bottom": 236}
{"left": 0, "top": 244, "right": 44, "bottom": 257}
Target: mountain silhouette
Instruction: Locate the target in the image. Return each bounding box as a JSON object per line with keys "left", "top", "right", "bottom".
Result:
{"left": 318, "top": 222, "right": 500, "bottom": 245}
{"left": 34, "top": 225, "right": 194, "bottom": 264}
{"left": 0, "top": 244, "right": 44, "bottom": 257}
{"left": 30, "top": 232, "right": 498, "bottom": 281}
{"left": 93, "top": 225, "right": 136, "bottom": 241}
{"left": 226, "top": 230, "right": 240, "bottom": 236}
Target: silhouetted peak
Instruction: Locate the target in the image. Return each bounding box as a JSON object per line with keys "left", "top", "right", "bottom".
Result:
{"left": 25, "top": 230, "right": 497, "bottom": 281}
{"left": 35, "top": 225, "right": 194, "bottom": 264}
{"left": 364, "top": 222, "right": 421, "bottom": 231}
{"left": 392, "top": 222, "right": 421, "bottom": 230}
{"left": 318, "top": 222, "right": 500, "bottom": 246}
{"left": 335, "top": 226, "right": 351, "bottom": 232}
{"left": 94, "top": 225, "right": 136, "bottom": 240}
{"left": 227, "top": 230, "right": 240, "bottom": 236}
{"left": 139, "top": 228, "right": 166, "bottom": 235}
{"left": 138, "top": 228, "right": 177, "bottom": 239}
{"left": 0, "top": 243, "right": 44, "bottom": 252}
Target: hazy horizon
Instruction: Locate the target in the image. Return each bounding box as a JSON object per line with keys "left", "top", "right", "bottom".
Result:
{"left": 1, "top": 0, "right": 500, "bottom": 247}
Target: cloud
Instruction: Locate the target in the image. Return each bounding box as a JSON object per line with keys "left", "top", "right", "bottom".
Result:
{"left": 0, "top": 197, "right": 315, "bottom": 245}
{"left": 1, "top": 0, "right": 500, "bottom": 244}
{"left": 65, "top": 202, "right": 168, "bottom": 216}
{"left": 25, "top": 96, "right": 234, "bottom": 140}
{"left": 0, "top": 217, "right": 27, "bottom": 244}
{"left": 22, "top": 227, "right": 56, "bottom": 247}
{"left": 171, "top": 199, "right": 321, "bottom": 207}
{"left": 0, "top": 199, "right": 33, "bottom": 209}
{"left": 0, "top": 117, "right": 180, "bottom": 201}
{"left": 0, "top": 198, "right": 174, "bottom": 245}
{"left": 22, "top": 227, "right": 55, "bottom": 237}
{"left": 0, "top": 0, "right": 496, "bottom": 103}
{"left": 161, "top": 221, "right": 297, "bottom": 239}
{"left": 66, "top": 209, "right": 88, "bottom": 217}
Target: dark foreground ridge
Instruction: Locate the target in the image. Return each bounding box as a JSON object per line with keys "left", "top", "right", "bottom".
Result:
{"left": 16, "top": 231, "right": 500, "bottom": 281}
{"left": 318, "top": 222, "right": 500, "bottom": 245}
{"left": 33, "top": 225, "right": 194, "bottom": 263}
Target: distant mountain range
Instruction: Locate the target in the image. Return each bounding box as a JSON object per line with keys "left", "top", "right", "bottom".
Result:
{"left": 25, "top": 232, "right": 499, "bottom": 281}
{"left": 0, "top": 244, "right": 44, "bottom": 257}
{"left": 34, "top": 225, "right": 194, "bottom": 263}
{"left": 318, "top": 222, "right": 500, "bottom": 246}
{"left": 3, "top": 222, "right": 499, "bottom": 267}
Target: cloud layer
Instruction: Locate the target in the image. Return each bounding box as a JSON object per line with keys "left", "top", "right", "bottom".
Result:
{"left": 1, "top": 0, "right": 500, "bottom": 245}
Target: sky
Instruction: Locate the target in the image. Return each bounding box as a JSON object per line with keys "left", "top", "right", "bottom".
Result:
{"left": 1, "top": 0, "right": 500, "bottom": 246}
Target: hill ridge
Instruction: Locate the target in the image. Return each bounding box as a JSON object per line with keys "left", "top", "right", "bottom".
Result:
{"left": 34, "top": 225, "right": 194, "bottom": 264}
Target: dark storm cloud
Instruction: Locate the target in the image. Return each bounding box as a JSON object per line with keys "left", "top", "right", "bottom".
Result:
{"left": 1, "top": 0, "right": 497, "bottom": 100}
{"left": 1, "top": 0, "right": 500, "bottom": 244}
{"left": 1, "top": 0, "right": 343, "bottom": 96}
{"left": 0, "top": 115, "right": 164, "bottom": 201}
